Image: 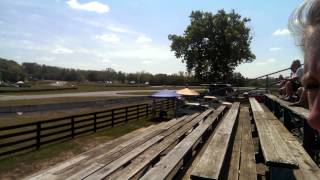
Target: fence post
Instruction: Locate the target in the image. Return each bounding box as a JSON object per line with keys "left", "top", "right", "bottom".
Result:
{"left": 111, "top": 110, "right": 114, "bottom": 127}
{"left": 93, "top": 113, "right": 97, "bottom": 132}
{"left": 36, "top": 122, "right": 41, "bottom": 150}
{"left": 266, "top": 75, "right": 269, "bottom": 91}
{"left": 71, "top": 117, "right": 75, "bottom": 138}
{"left": 125, "top": 107, "right": 128, "bottom": 123}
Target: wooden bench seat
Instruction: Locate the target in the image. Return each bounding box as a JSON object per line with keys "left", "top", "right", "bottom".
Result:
{"left": 227, "top": 107, "right": 257, "bottom": 180}
{"left": 26, "top": 113, "right": 200, "bottom": 179}
{"left": 249, "top": 98, "right": 298, "bottom": 168}
{"left": 140, "top": 105, "right": 232, "bottom": 180}
{"left": 265, "top": 94, "right": 309, "bottom": 120}
{"left": 84, "top": 109, "right": 219, "bottom": 180}
{"left": 108, "top": 106, "right": 227, "bottom": 179}
{"left": 265, "top": 107, "right": 320, "bottom": 180}
{"left": 26, "top": 108, "right": 222, "bottom": 180}
{"left": 250, "top": 97, "right": 320, "bottom": 180}
{"left": 190, "top": 102, "right": 240, "bottom": 180}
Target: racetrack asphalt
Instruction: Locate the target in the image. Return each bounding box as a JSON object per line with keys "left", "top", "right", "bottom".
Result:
{"left": 0, "top": 90, "right": 157, "bottom": 101}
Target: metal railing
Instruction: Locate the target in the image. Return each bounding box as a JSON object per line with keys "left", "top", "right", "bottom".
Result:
{"left": 250, "top": 64, "right": 303, "bottom": 90}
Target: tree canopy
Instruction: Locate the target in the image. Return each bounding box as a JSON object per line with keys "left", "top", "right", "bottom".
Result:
{"left": 0, "top": 58, "right": 25, "bottom": 82}
{"left": 169, "top": 10, "right": 255, "bottom": 83}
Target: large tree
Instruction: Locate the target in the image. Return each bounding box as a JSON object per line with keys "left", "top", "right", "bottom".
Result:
{"left": 169, "top": 10, "right": 255, "bottom": 83}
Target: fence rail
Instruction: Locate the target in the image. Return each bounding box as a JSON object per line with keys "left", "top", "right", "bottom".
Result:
{"left": 0, "top": 99, "right": 174, "bottom": 158}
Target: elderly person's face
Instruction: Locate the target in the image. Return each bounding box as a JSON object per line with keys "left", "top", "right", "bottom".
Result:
{"left": 302, "top": 26, "right": 320, "bottom": 130}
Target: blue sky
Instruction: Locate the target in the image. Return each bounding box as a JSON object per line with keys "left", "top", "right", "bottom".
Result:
{"left": 0, "top": 0, "right": 303, "bottom": 78}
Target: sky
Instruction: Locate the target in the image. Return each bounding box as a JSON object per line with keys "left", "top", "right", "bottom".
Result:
{"left": 0, "top": 0, "right": 304, "bottom": 78}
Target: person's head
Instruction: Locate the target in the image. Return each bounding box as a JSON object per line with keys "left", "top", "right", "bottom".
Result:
{"left": 290, "top": 0, "right": 320, "bottom": 130}
{"left": 290, "top": 59, "right": 302, "bottom": 72}
{"left": 279, "top": 75, "right": 284, "bottom": 80}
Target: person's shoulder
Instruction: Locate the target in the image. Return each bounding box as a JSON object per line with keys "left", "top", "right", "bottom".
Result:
{"left": 297, "top": 67, "right": 304, "bottom": 72}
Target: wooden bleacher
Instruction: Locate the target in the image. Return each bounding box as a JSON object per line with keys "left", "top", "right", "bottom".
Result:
{"left": 25, "top": 97, "right": 320, "bottom": 180}
{"left": 190, "top": 103, "right": 240, "bottom": 179}
{"left": 264, "top": 94, "right": 319, "bottom": 158}
{"left": 249, "top": 98, "right": 298, "bottom": 168}
{"left": 250, "top": 97, "right": 320, "bottom": 180}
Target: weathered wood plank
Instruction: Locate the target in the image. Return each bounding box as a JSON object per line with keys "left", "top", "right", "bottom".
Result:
{"left": 26, "top": 115, "right": 190, "bottom": 180}
{"left": 190, "top": 102, "right": 240, "bottom": 180}
{"left": 249, "top": 98, "right": 299, "bottom": 168}
{"left": 140, "top": 105, "right": 233, "bottom": 180}
{"left": 249, "top": 98, "right": 264, "bottom": 112}
{"left": 84, "top": 109, "right": 214, "bottom": 179}
{"left": 226, "top": 112, "right": 242, "bottom": 180}
{"left": 63, "top": 113, "right": 201, "bottom": 179}
{"left": 261, "top": 104, "right": 320, "bottom": 180}
{"left": 83, "top": 135, "right": 164, "bottom": 180}
{"left": 25, "top": 123, "right": 161, "bottom": 180}
{"left": 239, "top": 107, "right": 257, "bottom": 180}
{"left": 265, "top": 94, "right": 309, "bottom": 119}
{"left": 109, "top": 107, "right": 224, "bottom": 180}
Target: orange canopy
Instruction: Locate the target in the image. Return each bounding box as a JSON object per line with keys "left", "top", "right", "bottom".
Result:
{"left": 176, "top": 88, "right": 200, "bottom": 96}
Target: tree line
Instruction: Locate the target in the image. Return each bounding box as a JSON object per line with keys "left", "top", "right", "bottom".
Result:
{"left": 0, "top": 57, "right": 247, "bottom": 86}
{"left": 0, "top": 58, "right": 201, "bottom": 85}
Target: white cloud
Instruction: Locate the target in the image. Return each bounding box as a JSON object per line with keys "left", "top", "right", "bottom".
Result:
{"left": 136, "top": 35, "right": 152, "bottom": 44}
{"left": 273, "top": 28, "right": 290, "bottom": 36}
{"left": 267, "top": 58, "right": 276, "bottom": 63}
{"left": 0, "top": 20, "right": 3, "bottom": 25}
{"left": 106, "top": 24, "right": 134, "bottom": 34}
{"left": 95, "top": 33, "right": 120, "bottom": 43}
{"left": 52, "top": 46, "right": 73, "bottom": 54}
{"left": 66, "top": 0, "right": 110, "bottom": 14}
{"left": 269, "top": 47, "right": 282, "bottom": 52}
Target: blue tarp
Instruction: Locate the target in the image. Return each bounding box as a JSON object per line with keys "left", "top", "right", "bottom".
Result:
{"left": 150, "top": 89, "right": 181, "bottom": 98}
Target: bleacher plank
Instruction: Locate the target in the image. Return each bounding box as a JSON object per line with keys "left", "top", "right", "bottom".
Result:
{"left": 83, "top": 109, "right": 214, "bottom": 179}
{"left": 265, "top": 94, "right": 309, "bottom": 119}
{"left": 27, "top": 115, "right": 191, "bottom": 180}
{"left": 140, "top": 105, "right": 233, "bottom": 180}
{"left": 260, "top": 104, "right": 320, "bottom": 180}
{"left": 64, "top": 112, "right": 204, "bottom": 180}
{"left": 239, "top": 107, "right": 257, "bottom": 180}
{"left": 25, "top": 121, "right": 163, "bottom": 180}
{"left": 108, "top": 107, "right": 226, "bottom": 180}
{"left": 190, "top": 102, "right": 240, "bottom": 180}
{"left": 227, "top": 111, "right": 242, "bottom": 180}
{"left": 249, "top": 98, "right": 298, "bottom": 168}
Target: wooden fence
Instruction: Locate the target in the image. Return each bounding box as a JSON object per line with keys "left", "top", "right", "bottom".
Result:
{"left": 0, "top": 99, "right": 174, "bottom": 158}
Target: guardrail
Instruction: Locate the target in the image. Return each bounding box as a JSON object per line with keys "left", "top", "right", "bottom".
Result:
{"left": 249, "top": 64, "right": 303, "bottom": 90}
{"left": 0, "top": 99, "right": 174, "bottom": 158}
